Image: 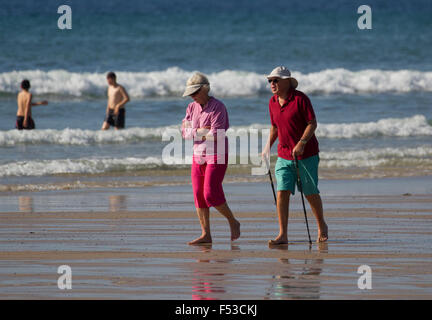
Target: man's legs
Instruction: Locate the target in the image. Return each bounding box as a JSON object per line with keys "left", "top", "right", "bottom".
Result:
{"left": 114, "top": 109, "right": 125, "bottom": 130}
{"left": 269, "top": 190, "right": 291, "bottom": 245}
{"left": 299, "top": 155, "right": 328, "bottom": 242}
{"left": 101, "top": 121, "right": 110, "bottom": 130}
{"left": 23, "top": 117, "right": 35, "bottom": 130}
{"left": 102, "top": 111, "right": 114, "bottom": 130}
{"left": 269, "top": 156, "right": 328, "bottom": 244}
{"left": 16, "top": 116, "right": 24, "bottom": 130}
{"left": 305, "top": 193, "right": 328, "bottom": 242}
{"left": 270, "top": 157, "right": 295, "bottom": 245}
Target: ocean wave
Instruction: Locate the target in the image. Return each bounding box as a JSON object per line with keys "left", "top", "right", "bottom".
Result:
{"left": 1, "top": 146, "right": 431, "bottom": 177}
{"left": 316, "top": 114, "right": 432, "bottom": 138}
{"left": 1, "top": 67, "right": 432, "bottom": 97}
{"left": 319, "top": 146, "right": 432, "bottom": 168}
{"left": 231, "top": 115, "right": 432, "bottom": 138}
{"left": 0, "top": 115, "right": 430, "bottom": 146}
{"left": 0, "top": 157, "right": 167, "bottom": 177}
{"left": 0, "top": 126, "right": 176, "bottom": 146}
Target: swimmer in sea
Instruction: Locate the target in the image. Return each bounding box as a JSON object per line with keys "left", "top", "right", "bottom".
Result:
{"left": 16, "top": 79, "right": 48, "bottom": 130}
{"left": 101, "top": 72, "right": 130, "bottom": 130}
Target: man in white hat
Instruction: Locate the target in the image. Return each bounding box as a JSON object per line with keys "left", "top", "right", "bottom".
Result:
{"left": 264, "top": 66, "right": 328, "bottom": 244}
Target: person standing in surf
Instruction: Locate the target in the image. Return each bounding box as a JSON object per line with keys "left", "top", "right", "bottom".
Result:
{"left": 16, "top": 79, "right": 48, "bottom": 130}
{"left": 263, "top": 66, "right": 328, "bottom": 244}
{"left": 102, "top": 72, "right": 130, "bottom": 130}
{"left": 181, "top": 72, "right": 240, "bottom": 245}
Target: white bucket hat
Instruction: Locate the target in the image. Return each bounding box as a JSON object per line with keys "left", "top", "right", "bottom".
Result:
{"left": 182, "top": 72, "right": 210, "bottom": 97}
{"left": 266, "top": 66, "right": 298, "bottom": 89}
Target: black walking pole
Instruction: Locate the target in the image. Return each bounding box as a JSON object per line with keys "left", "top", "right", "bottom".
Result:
{"left": 294, "top": 155, "right": 312, "bottom": 245}
{"left": 268, "top": 169, "right": 277, "bottom": 205}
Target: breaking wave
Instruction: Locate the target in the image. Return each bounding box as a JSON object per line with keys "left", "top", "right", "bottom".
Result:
{"left": 1, "top": 145, "right": 431, "bottom": 177}
{"left": 1, "top": 67, "right": 432, "bottom": 98}
{"left": 0, "top": 115, "right": 430, "bottom": 146}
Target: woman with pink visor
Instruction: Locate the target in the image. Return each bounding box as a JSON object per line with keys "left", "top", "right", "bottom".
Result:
{"left": 181, "top": 72, "right": 241, "bottom": 245}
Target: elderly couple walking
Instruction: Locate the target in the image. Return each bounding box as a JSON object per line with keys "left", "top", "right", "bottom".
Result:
{"left": 181, "top": 66, "right": 328, "bottom": 246}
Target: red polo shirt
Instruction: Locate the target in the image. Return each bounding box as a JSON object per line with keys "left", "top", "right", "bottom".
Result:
{"left": 269, "top": 89, "right": 319, "bottom": 160}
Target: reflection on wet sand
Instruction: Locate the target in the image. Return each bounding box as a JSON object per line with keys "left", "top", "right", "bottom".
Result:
{"left": 190, "top": 244, "right": 231, "bottom": 300}
{"left": 230, "top": 244, "right": 240, "bottom": 251}
{"left": 317, "top": 242, "right": 328, "bottom": 253}
{"left": 265, "top": 243, "right": 327, "bottom": 299}
{"left": 109, "top": 195, "right": 127, "bottom": 212}
{"left": 18, "top": 196, "right": 33, "bottom": 212}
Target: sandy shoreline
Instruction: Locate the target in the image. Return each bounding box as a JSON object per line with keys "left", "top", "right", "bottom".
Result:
{"left": 0, "top": 190, "right": 431, "bottom": 299}
{"left": 1, "top": 167, "right": 432, "bottom": 194}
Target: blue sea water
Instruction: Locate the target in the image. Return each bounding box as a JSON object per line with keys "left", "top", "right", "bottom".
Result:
{"left": 1, "top": 0, "right": 432, "bottom": 73}
{"left": 0, "top": 0, "right": 431, "bottom": 184}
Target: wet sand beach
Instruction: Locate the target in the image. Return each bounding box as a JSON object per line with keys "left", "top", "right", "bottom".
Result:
{"left": 0, "top": 178, "right": 431, "bottom": 299}
{"left": 1, "top": 0, "right": 432, "bottom": 302}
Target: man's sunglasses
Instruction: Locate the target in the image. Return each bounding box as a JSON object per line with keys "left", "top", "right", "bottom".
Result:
{"left": 268, "top": 79, "right": 279, "bottom": 84}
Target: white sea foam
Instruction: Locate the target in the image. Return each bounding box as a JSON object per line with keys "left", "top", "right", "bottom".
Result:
{"left": 0, "top": 157, "right": 165, "bottom": 177}
{"left": 1, "top": 146, "right": 431, "bottom": 177}
{"left": 0, "top": 126, "right": 176, "bottom": 146}
{"left": 316, "top": 115, "right": 432, "bottom": 138}
{"left": 230, "top": 115, "right": 432, "bottom": 138}
{"left": 319, "top": 146, "right": 432, "bottom": 168}
{"left": 1, "top": 67, "right": 432, "bottom": 97}
{"left": 0, "top": 115, "right": 430, "bottom": 146}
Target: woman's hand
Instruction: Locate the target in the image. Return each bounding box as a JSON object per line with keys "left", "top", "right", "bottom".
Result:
{"left": 197, "top": 126, "right": 210, "bottom": 134}
{"left": 197, "top": 126, "right": 211, "bottom": 141}
{"left": 182, "top": 120, "right": 192, "bottom": 129}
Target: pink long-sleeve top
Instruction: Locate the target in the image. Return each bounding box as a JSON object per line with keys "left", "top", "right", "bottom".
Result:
{"left": 181, "top": 96, "right": 229, "bottom": 164}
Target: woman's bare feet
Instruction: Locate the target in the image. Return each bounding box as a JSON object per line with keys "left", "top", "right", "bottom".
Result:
{"left": 268, "top": 234, "right": 288, "bottom": 246}
{"left": 317, "top": 223, "right": 328, "bottom": 243}
{"left": 188, "top": 234, "right": 212, "bottom": 245}
{"left": 230, "top": 219, "right": 241, "bottom": 241}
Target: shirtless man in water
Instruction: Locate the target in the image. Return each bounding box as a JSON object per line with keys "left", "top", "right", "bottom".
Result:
{"left": 101, "top": 72, "right": 130, "bottom": 130}
{"left": 16, "top": 79, "right": 48, "bottom": 130}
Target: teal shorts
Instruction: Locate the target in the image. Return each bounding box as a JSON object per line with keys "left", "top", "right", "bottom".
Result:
{"left": 274, "top": 155, "right": 320, "bottom": 196}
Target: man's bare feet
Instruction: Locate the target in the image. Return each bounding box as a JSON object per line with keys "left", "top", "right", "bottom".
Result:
{"left": 317, "top": 223, "right": 328, "bottom": 243}
{"left": 188, "top": 235, "right": 212, "bottom": 245}
{"left": 268, "top": 235, "right": 288, "bottom": 246}
{"left": 230, "top": 220, "right": 241, "bottom": 241}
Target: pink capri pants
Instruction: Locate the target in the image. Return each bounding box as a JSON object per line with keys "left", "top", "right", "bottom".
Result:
{"left": 191, "top": 158, "right": 228, "bottom": 209}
